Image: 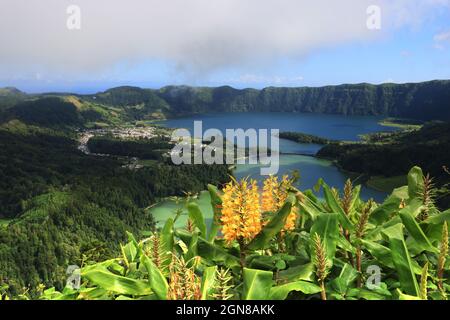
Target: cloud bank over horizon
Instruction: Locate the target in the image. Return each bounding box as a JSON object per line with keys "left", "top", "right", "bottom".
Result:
{"left": 0, "top": 0, "right": 449, "bottom": 89}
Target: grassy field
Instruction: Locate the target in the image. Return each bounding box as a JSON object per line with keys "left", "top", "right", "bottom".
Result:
{"left": 366, "top": 175, "right": 408, "bottom": 193}
{"left": 0, "top": 218, "right": 12, "bottom": 228}
{"left": 379, "top": 118, "right": 422, "bottom": 130}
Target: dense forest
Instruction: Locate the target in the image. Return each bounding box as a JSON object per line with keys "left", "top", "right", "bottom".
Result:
{"left": 1, "top": 80, "right": 450, "bottom": 122}
{"left": 317, "top": 122, "right": 450, "bottom": 208}
{"left": 279, "top": 132, "right": 333, "bottom": 145}
{"left": 87, "top": 136, "right": 172, "bottom": 160}
{"left": 0, "top": 119, "right": 230, "bottom": 296}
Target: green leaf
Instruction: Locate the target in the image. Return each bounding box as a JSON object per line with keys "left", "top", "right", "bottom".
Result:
{"left": 248, "top": 255, "right": 278, "bottom": 270}
{"left": 407, "top": 166, "right": 424, "bottom": 200}
{"left": 185, "top": 232, "right": 199, "bottom": 264}
{"left": 310, "top": 212, "right": 340, "bottom": 264}
{"left": 361, "top": 240, "right": 394, "bottom": 268}
{"left": 339, "top": 263, "right": 358, "bottom": 287}
{"left": 298, "top": 192, "right": 322, "bottom": 220}
{"left": 246, "top": 196, "right": 293, "bottom": 250}
{"left": 207, "top": 184, "right": 222, "bottom": 242}
{"left": 187, "top": 202, "right": 207, "bottom": 237}
{"left": 201, "top": 266, "right": 217, "bottom": 300}
{"left": 242, "top": 268, "right": 273, "bottom": 300}
{"left": 121, "top": 242, "right": 138, "bottom": 265}
{"left": 322, "top": 183, "right": 353, "bottom": 230}
{"left": 357, "top": 284, "right": 392, "bottom": 300}
{"left": 269, "top": 281, "right": 322, "bottom": 300}
{"left": 161, "top": 218, "right": 174, "bottom": 253}
{"left": 399, "top": 201, "right": 438, "bottom": 254}
{"left": 370, "top": 194, "right": 402, "bottom": 225}
{"left": 382, "top": 224, "right": 420, "bottom": 296}
{"left": 350, "top": 185, "right": 362, "bottom": 211}
{"left": 279, "top": 263, "right": 315, "bottom": 282}
{"left": 82, "top": 267, "right": 152, "bottom": 296}
{"left": 175, "top": 230, "right": 240, "bottom": 267}
{"left": 423, "top": 209, "right": 450, "bottom": 225}
{"left": 396, "top": 289, "right": 421, "bottom": 300}
{"left": 161, "top": 218, "right": 174, "bottom": 270}
{"left": 329, "top": 264, "right": 357, "bottom": 296}
{"left": 140, "top": 255, "right": 169, "bottom": 300}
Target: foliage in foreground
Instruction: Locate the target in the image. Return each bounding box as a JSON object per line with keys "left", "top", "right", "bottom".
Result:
{"left": 5, "top": 166, "right": 449, "bottom": 301}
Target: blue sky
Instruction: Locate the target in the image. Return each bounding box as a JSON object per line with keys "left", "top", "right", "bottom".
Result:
{"left": 0, "top": 0, "right": 449, "bottom": 93}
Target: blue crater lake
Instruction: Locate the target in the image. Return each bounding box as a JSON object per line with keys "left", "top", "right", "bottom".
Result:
{"left": 159, "top": 112, "right": 398, "bottom": 203}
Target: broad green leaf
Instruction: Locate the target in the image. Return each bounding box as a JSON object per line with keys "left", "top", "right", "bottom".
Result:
{"left": 298, "top": 192, "right": 322, "bottom": 220}
{"left": 207, "top": 184, "right": 222, "bottom": 242}
{"left": 337, "top": 236, "right": 356, "bottom": 254}
{"left": 121, "top": 242, "right": 137, "bottom": 265}
{"left": 407, "top": 166, "right": 424, "bottom": 200}
{"left": 269, "top": 281, "right": 321, "bottom": 300}
{"left": 279, "top": 263, "right": 315, "bottom": 282}
{"left": 396, "top": 289, "right": 421, "bottom": 300}
{"left": 310, "top": 212, "right": 340, "bottom": 264}
{"left": 126, "top": 232, "right": 140, "bottom": 249}
{"left": 187, "top": 202, "right": 207, "bottom": 237}
{"left": 322, "top": 182, "right": 353, "bottom": 230}
{"left": 201, "top": 266, "right": 217, "bottom": 300}
{"left": 361, "top": 240, "right": 394, "bottom": 268}
{"left": 161, "top": 218, "right": 174, "bottom": 253}
{"left": 421, "top": 210, "right": 450, "bottom": 243}
{"left": 339, "top": 263, "right": 358, "bottom": 287}
{"left": 357, "top": 285, "right": 392, "bottom": 300}
{"left": 140, "top": 255, "right": 169, "bottom": 300}
{"left": 82, "top": 267, "right": 152, "bottom": 296}
{"left": 246, "top": 196, "right": 293, "bottom": 250}
{"left": 366, "top": 216, "right": 402, "bottom": 240}
{"left": 370, "top": 192, "right": 404, "bottom": 225}
{"left": 330, "top": 263, "right": 357, "bottom": 296}
{"left": 176, "top": 230, "right": 240, "bottom": 267}
{"left": 248, "top": 255, "right": 279, "bottom": 271}
{"left": 382, "top": 224, "right": 420, "bottom": 296}
{"left": 185, "top": 232, "right": 199, "bottom": 264}
{"left": 160, "top": 218, "right": 174, "bottom": 270}
{"left": 242, "top": 268, "right": 273, "bottom": 300}
{"left": 399, "top": 201, "right": 438, "bottom": 254}
{"left": 423, "top": 209, "right": 450, "bottom": 225}
{"left": 350, "top": 185, "right": 362, "bottom": 212}
{"left": 77, "top": 287, "right": 109, "bottom": 300}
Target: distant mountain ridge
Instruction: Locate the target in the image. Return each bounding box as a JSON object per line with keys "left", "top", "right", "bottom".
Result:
{"left": 84, "top": 80, "right": 450, "bottom": 121}
{"left": 1, "top": 80, "right": 449, "bottom": 124}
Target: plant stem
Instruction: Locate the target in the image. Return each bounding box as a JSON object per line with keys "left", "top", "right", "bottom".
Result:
{"left": 356, "top": 246, "right": 362, "bottom": 288}
{"left": 320, "top": 281, "right": 327, "bottom": 301}
{"left": 238, "top": 239, "right": 246, "bottom": 271}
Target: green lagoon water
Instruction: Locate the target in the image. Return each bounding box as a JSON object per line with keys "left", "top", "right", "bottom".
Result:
{"left": 149, "top": 191, "right": 214, "bottom": 229}
{"left": 151, "top": 112, "right": 398, "bottom": 225}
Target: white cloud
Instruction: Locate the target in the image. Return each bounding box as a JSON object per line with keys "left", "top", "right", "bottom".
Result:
{"left": 433, "top": 29, "right": 450, "bottom": 49}
{"left": 0, "top": 0, "right": 448, "bottom": 81}
{"left": 228, "top": 74, "right": 304, "bottom": 85}
{"left": 434, "top": 30, "right": 450, "bottom": 42}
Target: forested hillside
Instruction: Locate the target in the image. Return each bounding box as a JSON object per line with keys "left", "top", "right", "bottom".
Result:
{"left": 107, "top": 80, "right": 450, "bottom": 120}
{"left": 317, "top": 122, "right": 450, "bottom": 208}
{"left": 1, "top": 80, "right": 450, "bottom": 122}
{"left": 0, "top": 120, "right": 230, "bottom": 296}
{"left": 0, "top": 87, "right": 27, "bottom": 110}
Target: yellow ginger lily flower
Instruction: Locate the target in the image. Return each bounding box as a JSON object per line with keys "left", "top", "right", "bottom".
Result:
{"left": 261, "top": 175, "right": 298, "bottom": 232}
{"left": 220, "top": 178, "right": 262, "bottom": 245}
{"left": 221, "top": 176, "right": 297, "bottom": 245}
